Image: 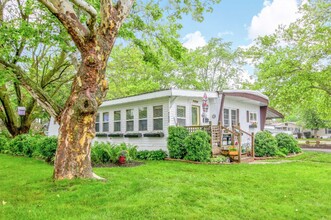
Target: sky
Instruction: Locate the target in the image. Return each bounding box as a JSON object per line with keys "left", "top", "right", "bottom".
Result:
{"left": 180, "top": 0, "right": 304, "bottom": 50}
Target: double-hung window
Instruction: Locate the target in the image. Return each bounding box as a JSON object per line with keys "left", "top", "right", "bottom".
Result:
{"left": 114, "top": 111, "right": 121, "bottom": 132}
{"left": 95, "top": 113, "right": 100, "bottom": 132}
{"left": 126, "top": 109, "right": 134, "bottom": 131}
{"left": 223, "top": 109, "right": 230, "bottom": 127}
{"left": 139, "top": 107, "right": 147, "bottom": 131}
{"left": 249, "top": 112, "right": 257, "bottom": 122}
{"left": 231, "top": 109, "right": 237, "bottom": 126}
{"left": 153, "top": 105, "right": 163, "bottom": 130}
{"left": 177, "top": 106, "right": 186, "bottom": 126}
{"left": 102, "top": 112, "right": 109, "bottom": 132}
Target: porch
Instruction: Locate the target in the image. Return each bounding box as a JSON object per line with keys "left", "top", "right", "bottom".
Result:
{"left": 184, "top": 122, "right": 255, "bottom": 163}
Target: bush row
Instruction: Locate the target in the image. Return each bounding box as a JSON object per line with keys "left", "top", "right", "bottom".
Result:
{"left": 0, "top": 134, "right": 167, "bottom": 164}
{"left": 167, "top": 126, "right": 211, "bottom": 162}
{"left": 0, "top": 134, "right": 58, "bottom": 162}
{"left": 254, "top": 131, "right": 301, "bottom": 157}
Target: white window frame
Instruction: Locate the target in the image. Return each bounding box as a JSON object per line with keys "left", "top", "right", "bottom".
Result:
{"left": 223, "top": 108, "right": 230, "bottom": 127}
{"left": 249, "top": 112, "right": 257, "bottom": 122}
{"left": 231, "top": 109, "right": 237, "bottom": 126}
{"left": 114, "top": 111, "right": 121, "bottom": 132}
{"left": 95, "top": 113, "right": 100, "bottom": 132}
{"left": 139, "top": 107, "right": 148, "bottom": 131}
{"left": 153, "top": 105, "right": 163, "bottom": 131}
{"left": 102, "top": 112, "right": 109, "bottom": 132}
{"left": 177, "top": 105, "right": 186, "bottom": 126}
{"left": 126, "top": 109, "right": 134, "bottom": 132}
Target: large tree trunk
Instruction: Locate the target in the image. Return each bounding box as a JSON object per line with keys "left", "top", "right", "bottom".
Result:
{"left": 54, "top": 41, "right": 109, "bottom": 179}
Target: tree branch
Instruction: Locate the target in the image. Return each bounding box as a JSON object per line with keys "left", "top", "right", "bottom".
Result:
{"left": 38, "top": 0, "right": 89, "bottom": 52}
{"left": 0, "top": 58, "right": 62, "bottom": 118}
{"left": 71, "top": 0, "right": 97, "bottom": 36}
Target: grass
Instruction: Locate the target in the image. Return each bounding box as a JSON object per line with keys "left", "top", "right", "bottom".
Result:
{"left": 0, "top": 152, "right": 331, "bottom": 220}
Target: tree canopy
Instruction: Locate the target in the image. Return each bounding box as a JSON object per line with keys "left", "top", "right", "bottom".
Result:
{"left": 249, "top": 0, "right": 331, "bottom": 124}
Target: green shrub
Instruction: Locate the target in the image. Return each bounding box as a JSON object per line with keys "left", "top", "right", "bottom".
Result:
{"left": 0, "top": 135, "right": 9, "bottom": 153}
{"left": 167, "top": 126, "right": 189, "bottom": 159}
{"left": 276, "top": 133, "right": 301, "bottom": 154}
{"left": 210, "top": 155, "right": 229, "bottom": 163}
{"left": 136, "top": 150, "right": 167, "bottom": 160}
{"left": 91, "top": 142, "right": 138, "bottom": 164}
{"left": 33, "top": 136, "right": 58, "bottom": 163}
{"left": 6, "top": 134, "right": 41, "bottom": 157}
{"left": 254, "top": 131, "right": 278, "bottom": 157}
{"left": 184, "top": 130, "right": 211, "bottom": 162}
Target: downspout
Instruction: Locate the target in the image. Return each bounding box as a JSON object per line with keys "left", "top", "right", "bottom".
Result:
{"left": 217, "top": 91, "right": 225, "bottom": 125}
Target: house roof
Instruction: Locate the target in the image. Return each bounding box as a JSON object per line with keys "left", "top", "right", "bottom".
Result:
{"left": 100, "top": 88, "right": 268, "bottom": 107}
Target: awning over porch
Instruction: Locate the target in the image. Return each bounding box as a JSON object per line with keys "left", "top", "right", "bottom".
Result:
{"left": 266, "top": 107, "right": 284, "bottom": 119}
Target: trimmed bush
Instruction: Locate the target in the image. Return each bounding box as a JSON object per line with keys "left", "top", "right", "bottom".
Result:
{"left": 276, "top": 133, "right": 301, "bottom": 154}
{"left": 33, "top": 136, "right": 58, "bottom": 163}
{"left": 136, "top": 150, "right": 167, "bottom": 160}
{"left": 254, "top": 131, "right": 278, "bottom": 157}
{"left": 184, "top": 130, "right": 211, "bottom": 162}
{"left": 167, "top": 126, "right": 189, "bottom": 159}
{"left": 0, "top": 135, "right": 9, "bottom": 153}
{"left": 91, "top": 142, "right": 138, "bottom": 165}
{"left": 6, "top": 134, "right": 41, "bottom": 157}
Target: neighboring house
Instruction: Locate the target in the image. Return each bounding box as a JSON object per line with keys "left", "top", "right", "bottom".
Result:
{"left": 265, "top": 122, "right": 302, "bottom": 137}
{"left": 48, "top": 88, "right": 282, "bottom": 151}
{"left": 303, "top": 128, "right": 331, "bottom": 139}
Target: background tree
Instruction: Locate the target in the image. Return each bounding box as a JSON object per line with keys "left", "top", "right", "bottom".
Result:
{"left": 179, "top": 38, "right": 246, "bottom": 91}
{"left": 0, "top": 0, "right": 221, "bottom": 180}
{"left": 0, "top": 0, "right": 74, "bottom": 137}
{"left": 249, "top": 0, "right": 331, "bottom": 122}
{"left": 301, "top": 108, "right": 327, "bottom": 137}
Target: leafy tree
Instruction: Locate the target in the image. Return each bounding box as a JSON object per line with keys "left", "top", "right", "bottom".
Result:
{"left": 0, "top": 0, "right": 221, "bottom": 179}
{"left": 249, "top": 0, "right": 331, "bottom": 122}
{"left": 179, "top": 37, "right": 246, "bottom": 91}
{"left": 0, "top": 0, "right": 73, "bottom": 137}
{"left": 301, "top": 108, "right": 327, "bottom": 137}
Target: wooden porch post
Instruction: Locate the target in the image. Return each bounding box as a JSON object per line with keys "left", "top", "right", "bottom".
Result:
{"left": 251, "top": 132, "right": 255, "bottom": 159}
{"left": 218, "top": 121, "right": 222, "bottom": 148}
{"left": 238, "top": 131, "right": 241, "bottom": 163}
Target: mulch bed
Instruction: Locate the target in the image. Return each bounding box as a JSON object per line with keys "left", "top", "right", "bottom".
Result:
{"left": 93, "top": 161, "right": 145, "bottom": 168}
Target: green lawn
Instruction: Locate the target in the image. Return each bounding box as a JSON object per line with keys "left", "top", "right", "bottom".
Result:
{"left": 0, "top": 152, "right": 330, "bottom": 220}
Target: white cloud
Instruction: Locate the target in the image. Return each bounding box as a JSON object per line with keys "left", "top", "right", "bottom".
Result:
{"left": 248, "top": 0, "right": 301, "bottom": 40}
{"left": 182, "top": 31, "right": 207, "bottom": 50}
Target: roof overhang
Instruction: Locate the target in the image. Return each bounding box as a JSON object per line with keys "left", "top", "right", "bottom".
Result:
{"left": 266, "top": 107, "right": 284, "bottom": 119}
{"left": 222, "top": 90, "right": 269, "bottom": 106}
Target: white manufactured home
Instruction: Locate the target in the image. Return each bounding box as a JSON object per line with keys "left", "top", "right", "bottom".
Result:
{"left": 48, "top": 88, "right": 282, "bottom": 151}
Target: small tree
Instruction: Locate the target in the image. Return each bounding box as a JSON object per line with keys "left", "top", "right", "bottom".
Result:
{"left": 167, "top": 126, "right": 189, "bottom": 159}
{"left": 302, "top": 108, "right": 326, "bottom": 138}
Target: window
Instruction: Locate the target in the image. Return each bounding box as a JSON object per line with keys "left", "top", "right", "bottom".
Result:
{"left": 153, "top": 105, "right": 163, "bottom": 130}
{"left": 326, "top": 128, "right": 331, "bottom": 134}
{"left": 192, "top": 106, "right": 200, "bottom": 126}
{"left": 177, "top": 106, "right": 186, "bottom": 126}
{"left": 102, "top": 112, "right": 109, "bottom": 132}
{"left": 126, "top": 109, "right": 134, "bottom": 131}
{"left": 250, "top": 112, "right": 257, "bottom": 122}
{"left": 139, "top": 107, "right": 147, "bottom": 131}
{"left": 231, "top": 109, "right": 237, "bottom": 126}
{"left": 114, "top": 111, "right": 121, "bottom": 132}
{"left": 223, "top": 108, "right": 230, "bottom": 127}
{"left": 95, "top": 113, "right": 100, "bottom": 132}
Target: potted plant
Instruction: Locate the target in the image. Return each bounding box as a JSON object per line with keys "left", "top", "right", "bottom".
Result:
{"left": 118, "top": 150, "right": 127, "bottom": 164}
{"left": 228, "top": 146, "right": 238, "bottom": 156}
{"left": 249, "top": 122, "right": 258, "bottom": 128}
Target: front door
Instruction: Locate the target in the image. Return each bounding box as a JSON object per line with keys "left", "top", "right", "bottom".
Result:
{"left": 192, "top": 106, "right": 200, "bottom": 126}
